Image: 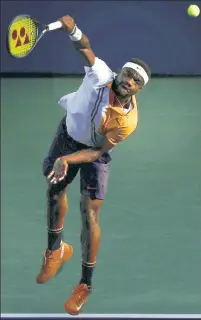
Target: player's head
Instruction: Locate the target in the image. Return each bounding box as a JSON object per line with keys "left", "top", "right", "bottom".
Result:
{"left": 115, "top": 58, "right": 151, "bottom": 97}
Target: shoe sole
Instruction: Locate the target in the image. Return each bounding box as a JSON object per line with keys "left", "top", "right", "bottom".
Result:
{"left": 64, "top": 306, "right": 81, "bottom": 316}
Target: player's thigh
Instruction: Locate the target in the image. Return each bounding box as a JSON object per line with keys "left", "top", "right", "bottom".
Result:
{"left": 43, "top": 116, "right": 76, "bottom": 175}
{"left": 47, "top": 165, "right": 80, "bottom": 198}
{"left": 80, "top": 161, "right": 110, "bottom": 200}
{"left": 43, "top": 117, "right": 67, "bottom": 176}
{"left": 43, "top": 116, "right": 80, "bottom": 191}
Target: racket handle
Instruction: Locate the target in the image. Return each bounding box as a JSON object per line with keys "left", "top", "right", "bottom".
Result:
{"left": 46, "top": 21, "right": 63, "bottom": 31}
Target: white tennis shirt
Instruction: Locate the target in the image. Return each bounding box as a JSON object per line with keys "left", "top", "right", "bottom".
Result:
{"left": 58, "top": 57, "right": 138, "bottom": 147}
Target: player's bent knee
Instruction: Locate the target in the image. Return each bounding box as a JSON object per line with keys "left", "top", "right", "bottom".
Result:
{"left": 46, "top": 183, "right": 67, "bottom": 200}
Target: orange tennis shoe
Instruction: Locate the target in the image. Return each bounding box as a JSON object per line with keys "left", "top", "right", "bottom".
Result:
{"left": 36, "top": 241, "right": 73, "bottom": 284}
{"left": 64, "top": 283, "right": 91, "bottom": 315}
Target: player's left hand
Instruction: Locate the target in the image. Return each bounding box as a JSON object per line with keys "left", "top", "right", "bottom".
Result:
{"left": 47, "top": 158, "right": 68, "bottom": 184}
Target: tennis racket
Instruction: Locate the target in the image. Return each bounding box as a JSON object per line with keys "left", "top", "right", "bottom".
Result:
{"left": 7, "top": 14, "right": 63, "bottom": 58}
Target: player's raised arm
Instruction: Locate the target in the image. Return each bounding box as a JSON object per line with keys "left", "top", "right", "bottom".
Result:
{"left": 60, "top": 15, "right": 95, "bottom": 67}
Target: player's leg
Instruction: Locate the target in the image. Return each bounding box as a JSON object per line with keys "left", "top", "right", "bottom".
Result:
{"left": 64, "top": 160, "right": 110, "bottom": 314}
{"left": 36, "top": 117, "right": 79, "bottom": 284}
{"left": 79, "top": 195, "right": 103, "bottom": 285}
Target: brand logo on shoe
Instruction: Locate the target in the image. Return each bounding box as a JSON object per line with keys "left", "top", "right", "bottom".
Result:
{"left": 60, "top": 244, "right": 64, "bottom": 258}
{"left": 77, "top": 303, "right": 84, "bottom": 311}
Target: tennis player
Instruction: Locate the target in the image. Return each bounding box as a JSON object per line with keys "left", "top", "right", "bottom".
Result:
{"left": 36, "top": 15, "right": 151, "bottom": 315}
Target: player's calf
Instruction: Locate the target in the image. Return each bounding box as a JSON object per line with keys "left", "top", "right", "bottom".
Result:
{"left": 80, "top": 195, "right": 102, "bottom": 287}
{"left": 36, "top": 185, "right": 73, "bottom": 284}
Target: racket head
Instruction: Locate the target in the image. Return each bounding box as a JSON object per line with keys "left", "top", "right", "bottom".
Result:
{"left": 7, "top": 15, "right": 38, "bottom": 58}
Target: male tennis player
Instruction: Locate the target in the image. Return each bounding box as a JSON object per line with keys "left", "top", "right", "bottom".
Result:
{"left": 36, "top": 15, "right": 151, "bottom": 315}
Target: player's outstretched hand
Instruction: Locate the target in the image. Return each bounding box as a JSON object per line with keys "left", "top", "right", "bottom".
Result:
{"left": 60, "top": 15, "right": 76, "bottom": 33}
{"left": 48, "top": 158, "right": 68, "bottom": 184}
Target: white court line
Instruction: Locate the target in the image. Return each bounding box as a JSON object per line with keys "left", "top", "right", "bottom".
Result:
{"left": 1, "top": 315, "right": 201, "bottom": 319}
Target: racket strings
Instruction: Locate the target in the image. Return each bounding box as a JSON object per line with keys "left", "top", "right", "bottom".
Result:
{"left": 8, "top": 15, "right": 38, "bottom": 58}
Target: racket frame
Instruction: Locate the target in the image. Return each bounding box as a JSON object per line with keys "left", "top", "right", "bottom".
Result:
{"left": 7, "top": 14, "right": 47, "bottom": 58}
{"left": 7, "top": 14, "right": 62, "bottom": 58}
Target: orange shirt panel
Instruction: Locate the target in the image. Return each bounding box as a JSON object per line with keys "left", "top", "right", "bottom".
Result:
{"left": 98, "top": 88, "right": 138, "bottom": 146}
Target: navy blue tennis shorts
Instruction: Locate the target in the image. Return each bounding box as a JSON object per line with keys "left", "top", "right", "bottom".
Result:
{"left": 43, "top": 117, "right": 111, "bottom": 200}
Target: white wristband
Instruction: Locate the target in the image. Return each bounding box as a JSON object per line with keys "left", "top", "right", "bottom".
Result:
{"left": 69, "top": 25, "right": 82, "bottom": 41}
{"left": 46, "top": 21, "right": 63, "bottom": 31}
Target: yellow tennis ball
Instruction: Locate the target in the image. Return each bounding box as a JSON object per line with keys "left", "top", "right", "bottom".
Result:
{"left": 187, "top": 4, "right": 200, "bottom": 17}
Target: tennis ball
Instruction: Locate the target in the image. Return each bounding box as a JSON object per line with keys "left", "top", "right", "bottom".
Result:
{"left": 187, "top": 4, "right": 200, "bottom": 17}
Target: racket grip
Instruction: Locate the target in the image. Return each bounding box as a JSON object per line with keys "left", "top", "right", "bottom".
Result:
{"left": 46, "top": 21, "right": 63, "bottom": 31}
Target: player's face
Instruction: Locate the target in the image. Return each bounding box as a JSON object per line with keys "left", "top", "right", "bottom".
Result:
{"left": 115, "top": 68, "right": 143, "bottom": 97}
